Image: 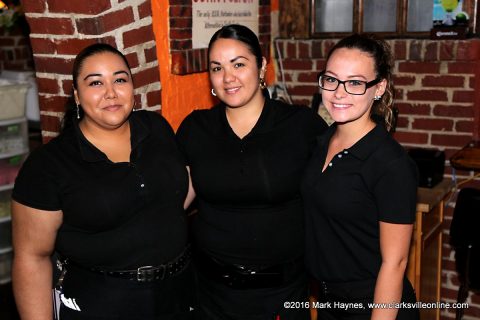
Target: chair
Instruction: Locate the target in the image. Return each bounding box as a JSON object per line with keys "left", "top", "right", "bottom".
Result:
{"left": 449, "top": 187, "right": 480, "bottom": 320}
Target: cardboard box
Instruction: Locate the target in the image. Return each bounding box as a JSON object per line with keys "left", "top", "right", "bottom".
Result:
{"left": 0, "top": 79, "right": 28, "bottom": 120}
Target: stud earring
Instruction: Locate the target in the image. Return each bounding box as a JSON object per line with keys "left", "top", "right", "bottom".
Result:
{"left": 211, "top": 89, "right": 217, "bottom": 97}
{"left": 374, "top": 95, "right": 382, "bottom": 101}
{"left": 76, "top": 104, "right": 80, "bottom": 119}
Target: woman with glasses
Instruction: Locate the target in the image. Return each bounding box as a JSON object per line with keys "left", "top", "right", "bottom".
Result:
{"left": 302, "top": 34, "right": 419, "bottom": 319}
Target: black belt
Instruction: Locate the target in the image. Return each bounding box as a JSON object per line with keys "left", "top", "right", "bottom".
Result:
{"left": 79, "top": 245, "right": 191, "bottom": 282}
{"left": 195, "top": 251, "right": 304, "bottom": 289}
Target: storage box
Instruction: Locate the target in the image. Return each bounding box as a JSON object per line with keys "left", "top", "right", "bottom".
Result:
{"left": 0, "top": 79, "right": 28, "bottom": 120}
{"left": 0, "top": 189, "right": 12, "bottom": 218}
{"left": 408, "top": 148, "right": 445, "bottom": 188}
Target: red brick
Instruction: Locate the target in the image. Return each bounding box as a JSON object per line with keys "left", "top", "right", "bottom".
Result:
{"left": 169, "top": 5, "right": 192, "bottom": 17}
{"left": 431, "top": 134, "right": 471, "bottom": 147}
{"left": 171, "top": 39, "right": 192, "bottom": 51}
{"left": 27, "top": 17, "right": 74, "bottom": 35}
{"left": 393, "top": 75, "right": 415, "bottom": 86}
{"left": 0, "top": 38, "right": 15, "bottom": 46}
{"left": 452, "top": 90, "right": 475, "bottom": 103}
{"left": 439, "top": 41, "right": 455, "bottom": 60}
{"left": 77, "top": 7, "right": 134, "bottom": 34}
{"left": 412, "top": 118, "right": 453, "bottom": 131}
{"left": 425, "top": 42, "right": 438, "bottom": 61}
{"left": 170, "top": 28, "right": 192, "bottom": 40}
{"left": 396, "top": 103, "right": 431, "bottom": 115}
{"left": 457, "top": 39, "right": 480, "bottom": 60}
{"left": 283, "top": 59, "right": 313, "bottom": 70}
{"left": 433, "top": 105, "right": 474, "bottom": 118}
{"left": 62, "top": 79, "right": 74, "bottom": 95}
{"left": 398, "top": 62, "right": 440, "bottom": 74}
{"left": 38, "top": 95, "right": 70, "bottom": 113}
{"left": 455, "top": 120, "right": 474, "bottom": 133}
{"left": 37, "top": 78, "right": 60, "bottom": 95}
{"left": 124, "top": 52, "right": 139, "bottom": 69}
{"left": 21, "top": 0, "right": 47, "bottom": 13}
{"left": 48, "top": 0, "right": 111, "bottom": 14}
{"left": 138, "top": 0, "right": 152, "bottom": 19}
{"left": 287, "top": 42, "right": 296, "bottom": 58}
{"left": 469, "top": 75, "right": 475, "bottom": 89}
{"left": 393, "top": 41, "right": 407, "bottom": 60}
{"left": 311, "top": 40, "right": 324, "bottom": 59}
{"left": 395, "top": 116, "right": 409, "bottom": 129}
{"left": 408, "top": 41, "right": 423, "bottom": 61}
{"left": 448, "top": 62, "right": 477, "bottom": 74}
{"left": 287, "top": 85, "right": 318, "bottom": 96}
{"left": 39, "top": 114, "right": 62, "bottom": 134}
{"left": 169, "top": 18, "right": 192, "bottom": 29}
{"left": 133, "top": 66, "right": 160, "bottom": 89}
{"left": 393, "top": 131, "right": 429, "bottom": 144}
{"left": 54, "top": 38, "right": 99, "bottom": 55}
{"left": 123, "top": 25, "right": 155, "bottom": 49}
{"left": 34, "top": 57, "right": 74, "bottom": 75}
{"left": 422, "top": 75, "right": 465, "bottom": 87}
{"left": 298, "top": 42, "right": 310, "bottom": 58}
{"left": 407, "top": 90, "right": 448, "bottom": 101}
{"left": 298, "top": 72, "right": 318, "bottom": 83}
{"left": 147, "top": 90, "right": 162, "bottom": 107}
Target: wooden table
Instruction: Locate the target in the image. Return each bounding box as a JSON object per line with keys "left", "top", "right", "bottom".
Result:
{"left": 450, "top": 140, "right": 480, "bottom": 170}
{"left": 406, "top": 179, "right": 454, "bottom": 320}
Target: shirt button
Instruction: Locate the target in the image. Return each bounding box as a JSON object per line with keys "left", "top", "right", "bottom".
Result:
{"left": 140, "top": 184, "right": 145, "bottom": 188}
{"left": 328, "top": 162, "right": 333, "bottom": 167}
{"left": 344, "top": 150, "right": 348, "bottom": 154}
{"left": 338, "top": 154, "right": 342, "bottom": 158}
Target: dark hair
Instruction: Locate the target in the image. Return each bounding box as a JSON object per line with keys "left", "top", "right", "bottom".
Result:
{"left": 63, "top": 43, "right": 131, "bottom": 130}
{"left": 326, "top": 33, "right": 395, "bottom": 131}
{"left": 208, "top": 24, "right": 263, "bottom": 69}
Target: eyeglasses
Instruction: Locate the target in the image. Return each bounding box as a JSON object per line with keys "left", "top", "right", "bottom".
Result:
{"left": 318, "top": 74, "right": 381, "bottom": 95}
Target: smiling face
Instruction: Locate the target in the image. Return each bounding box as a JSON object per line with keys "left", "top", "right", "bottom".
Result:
{"left": 322, "top": 48, "right": 386, "bottom": 127}
{"left": 74, "top": 51, "right": 134, "bottom": 131}
{"left": 208, "top": 38, "right": 266, "bottom": 109}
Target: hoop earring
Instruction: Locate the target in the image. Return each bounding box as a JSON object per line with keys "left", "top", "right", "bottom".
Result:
{"left": 374, "top": 95, "right": 382, "bottom": 101}
{"left": 76, "top": 104, "right": 80, "bottom": 119}
{"left": 211, "top": 89, "right": 217, "bottom": 97}
{"left": 259, "top": 78, "right": 266, "bottom": 90}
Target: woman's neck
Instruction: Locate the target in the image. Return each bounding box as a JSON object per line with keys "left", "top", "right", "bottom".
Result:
{"left": 225, "top": 93, "right": 265, "bottom": 139}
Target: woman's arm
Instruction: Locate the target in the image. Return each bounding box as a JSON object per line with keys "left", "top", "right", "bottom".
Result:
{"left": 371, "top": 222, "right": 413, "bottom": 320}
{"left": 12, "top": 200, "right": 62, "bottom": 320}
{"left": 183, "top": 166, "right": 196, "bottom": 210}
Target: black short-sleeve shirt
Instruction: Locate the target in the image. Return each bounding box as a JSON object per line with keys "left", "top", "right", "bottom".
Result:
{"left": 302, "top": 123, "right": 418, "bottom": 282}
{"left": 176, "top": 99, "right": 328, "bottom": 265}
{"left": 13, "top": 111, "right": 189, "bottom": 269}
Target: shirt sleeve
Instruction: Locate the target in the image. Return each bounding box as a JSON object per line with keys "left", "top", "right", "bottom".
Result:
{"left": 12, "top": 148, "right": 62, "bottom": 211}
{"left": 175, "top": 112, "right": 195, "bottom": 165}
{"left": 374, "top": 155, "right": 418, "bottom": 224}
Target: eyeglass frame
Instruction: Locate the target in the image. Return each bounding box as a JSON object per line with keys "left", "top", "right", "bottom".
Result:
{"left": 317, "top": 72, "right": 382, "bottom": 96}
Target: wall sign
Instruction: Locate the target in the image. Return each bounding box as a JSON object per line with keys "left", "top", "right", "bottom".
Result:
{"left": 192, "top": 0, "right": 259, "bottom": 49}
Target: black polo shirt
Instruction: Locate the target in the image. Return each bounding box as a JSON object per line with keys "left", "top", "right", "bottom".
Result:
{"left": 302, "top": 122, "right": 418, "bottom": 282}
{"left": 176, "top": 99, "right": 328, "bottom": 265}
{"left": 13, "top": 111, "right": 189, "bottom": 269}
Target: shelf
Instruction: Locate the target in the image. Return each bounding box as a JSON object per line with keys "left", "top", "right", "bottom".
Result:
{"left": 0, "top": 216, "right": 11, "bottom": 223}
{"left": 0, "top": 247, "right": 12, "bottom": 254}
{"left": 0, "top": 183, "right": 14, "bottom": 192}
{"left": 0, "top": 148, "right": 28, "bottom": 160}
{"left": 0, "top": 117, "right": 27, "bottom": 126}
{"left": 0, "top": 277, "right": 11, "bottom": 285}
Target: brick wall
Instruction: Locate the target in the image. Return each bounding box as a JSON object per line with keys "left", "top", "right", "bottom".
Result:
{"left": 0, "top": 23, "right": 33, "bottom": 71}
{"left": 275, "top": 38, "right": 480, "bottom": 319}
{"left": 20, "top": 0, "right": 160, "bottom": 142}
{"left": 169, "top": 0, "right": 271, "bottom": 74}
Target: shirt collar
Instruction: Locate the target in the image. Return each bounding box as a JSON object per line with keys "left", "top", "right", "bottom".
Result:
{"left": 73, "top": 112, "right": 150, "bottom": 162}
{"left": 319, "top": 120, "right": 389, "bottom": 160}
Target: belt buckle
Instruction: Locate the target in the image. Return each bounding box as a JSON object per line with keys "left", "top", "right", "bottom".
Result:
{"left": 137, "top": 265, "right": 165, "bottom": 282}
